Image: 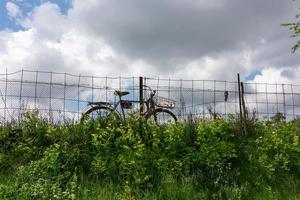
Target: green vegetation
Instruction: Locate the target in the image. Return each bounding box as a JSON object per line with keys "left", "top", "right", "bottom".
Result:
{"left": 282, "top": 4, "right": 300, "bottom": 53}
{"left": 0, "top": 112, "right": 299, "bottom": 199}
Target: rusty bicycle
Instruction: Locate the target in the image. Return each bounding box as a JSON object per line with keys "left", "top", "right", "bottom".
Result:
{"left": 81, "top": 85, "right": 177, "bottom": 125}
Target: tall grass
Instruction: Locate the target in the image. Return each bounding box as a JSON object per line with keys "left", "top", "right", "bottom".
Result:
{"left": 0, "top": 112, "right": 299, "bottom": 199}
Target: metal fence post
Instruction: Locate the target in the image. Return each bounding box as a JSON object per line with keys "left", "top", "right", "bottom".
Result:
{"left": 19, "top": 69, "right": 24, "bottom": 122}
{"left": 105, "top": 76, "right": 108, "bottom": 103}
{"left": 224, "top": 80, "right": 227, "bottom": 118}
{"left": 4, "top": 69, "right": 8, "bottom": 122}
{"left": 168, "top": 78, "right": 171, "bottom": 100}
{"left": 132, "top": 77, "right": 135, "bottom": 101}
{"left": 49, "top": 71, "right": 53, "bottom": 122}
{"left": 63, "top": 72, "right": 66, "bottom": 123}
{"left": 241, "top": 82, "right": 247, "bottom": 120}
{"left": 139, "top": 77, "right": 143, "bottom": 116}
{"left": 291, "top": 84, "right": 295, "bottom": 119}
{"left": 179, "top": 79, "right": 182, "bottom": 118}
{"left": 213, "top": 80, "right": 216, "bottom": 115}
{"left": 202, "top": 80, "right": 205, "bottom": 117}
{"left": 34, "top": 71, "right": 38, "bottom": 110}
{"left": 255, "top": 83, "right": 258, "bottom": 117}
{"left": 91, "top": 75, "right": 94, "bottom": 103}
{"left": 276, "top": 83, "right": 279, "bottom": 113}
{"left": 157, "top": 77, "right": 160, "bottom": 98}
{"left": 234, "top": 80, "right": 237, "bottom": 116}
{"left": 191, "top": 80, "right": 194, "bottom": 115}
{"left": 265, "top": 83, "right": 269, "bottom": 117}
{"left": 282, "top": 84, "right": 286, "bottom": 120}
{"left": 237, "top": 73, "right": 243, "bottom": 123}
{"left": 78, "top": 75, "right": 81, "bottom": 121}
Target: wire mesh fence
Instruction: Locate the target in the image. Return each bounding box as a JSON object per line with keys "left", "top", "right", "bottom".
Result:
{"left": 0, "top": 69, "right": 299, "bottom": 124}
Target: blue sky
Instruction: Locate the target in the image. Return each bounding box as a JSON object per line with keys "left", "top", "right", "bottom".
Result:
{"left": 0, "top": 1, "right": 18, "bottom": 30}
{"left": 0, "top": 0, "right": 71, "bottom": 31}
{"left": 245, "top": 68, "right": 262, "bottom": 81}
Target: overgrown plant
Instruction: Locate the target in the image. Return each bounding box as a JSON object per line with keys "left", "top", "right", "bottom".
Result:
{"left": 0, "top": 111, "right": 299, "bottom": 199}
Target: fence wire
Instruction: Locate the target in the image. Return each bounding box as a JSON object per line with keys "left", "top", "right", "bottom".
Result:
{"left": 0, "top": 69, "right": 299, "bottom": 124}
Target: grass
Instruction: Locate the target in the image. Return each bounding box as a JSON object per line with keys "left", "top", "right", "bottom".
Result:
{"left": 0, "top": 112, "right": 299, "bottom": 199}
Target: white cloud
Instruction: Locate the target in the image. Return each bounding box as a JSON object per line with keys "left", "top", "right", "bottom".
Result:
{"left": 21, "top": 2, "right": 68, "bottom": 40}
{"left": 171, "top": 51, "right": 252, "bottom": 81}
{"left": 250, "top": 67, "right": 300, "bottom": 84}
{"left": 6, "top": 2, "right": 22, "bottom": 19}
{"left": 0, "top": 0, "right": 300, "bottom": 82}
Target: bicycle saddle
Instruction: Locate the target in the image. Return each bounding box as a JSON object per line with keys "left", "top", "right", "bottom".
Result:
{"left": 114, "top": 90, "right": 130, "bottom": 96}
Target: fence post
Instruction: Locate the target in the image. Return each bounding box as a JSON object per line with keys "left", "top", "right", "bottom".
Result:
{"left": 157, "top": 77, "right": 160, "bottom": 98}
{"left": 255, "top": 83, "right": 258, "bottom": 117}
{"left": 291, "top": 84, "right": 295, "bottom": 119}
{"left": 49, "top": 72, "right": 53, "bottom": 122}
{"left": 132, "top": 77, "right": 135, "bottom": 101}
{"left": 213, "top": 80, "right": 216, "bottom": 115}
{"left": 237, "top": 73, "right": 243, "bottom": 123}
{"left": 91, "top": 75, "right": 94, "bottom": 103}
{"left": 224, "top": 80, "right": 227, "bottom": 118}
{"left": 265, "top": 83, "right": 269, "bottom": 117}
{"left": 282, "top": 84, "right": 286, "bottom": 121}
{"left": 179, "top": 79, "right": 183, "bottom": 118}
{"left": 78, "top": 75, "right": 81, "bottom": 121}
{"left": 234, "top": 79, "right": 237, "bottom": 115}
{"left": 4, "top": 69, "right": 8, "bottom": 123}
{"left": 63, "top": 73, "right": 66, "bottom": 123}
{"left": 105, "top": 76, "right": 108, "bottom": 103}
{"left": 168, "top": 78, "right": 171, "bottom": 100}
{"left": 241, "top": 82, "right": 248, "bottom": 136}
{"left": 191, "top": 80, "right": 194, "bottom": 115}
{"left": 139, "top": 77, "right": 143, "bottom": 116}
{"left": 34, "top": 71, "right": 38, "bottom": 110}
{"left": 202, "top": 80, "right": 205, "bottom": 117}
{"left": 276, "top": 83, "right": 279, "bottom": 113}
{"left": 241, "top": 82, "right": 247, "bottom": 120}
{"left": 19, "top": 69, "right": 24, "bottom": 123}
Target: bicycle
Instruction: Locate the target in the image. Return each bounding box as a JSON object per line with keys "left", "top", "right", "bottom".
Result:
{"left": 81, "top": 85, "right": 177, "bottom": 125}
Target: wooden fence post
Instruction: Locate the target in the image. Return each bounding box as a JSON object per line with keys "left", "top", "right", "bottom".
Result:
{"left": 241, "top": 82, "right": 247, "bottom": 120}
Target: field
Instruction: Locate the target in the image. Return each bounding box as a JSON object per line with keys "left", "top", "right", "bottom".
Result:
{"left": 0, "top": 112, "right": 299, "bottom": 200}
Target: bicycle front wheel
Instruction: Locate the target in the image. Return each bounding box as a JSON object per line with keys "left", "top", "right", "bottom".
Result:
{"left": 81, "top": 106, "right": 119, "bottom": 122}
{"left": 148, "top": 108, "right": 177, "bottom": 126}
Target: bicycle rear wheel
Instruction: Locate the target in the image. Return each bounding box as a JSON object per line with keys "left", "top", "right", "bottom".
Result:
{"left": 81, "top": 106, "right": 119, "bottom": 122}
{"left": 147, "top": 108, "right": 177, "bottom": 126}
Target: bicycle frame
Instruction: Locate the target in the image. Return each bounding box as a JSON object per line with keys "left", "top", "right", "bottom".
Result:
{"left": 108, "top": 86, "right": 156, "bottom": 120}
{"left": 143, "top": 87, "right": 157, "bottom": 118}
{"left": 106, "top": 96, "right": 136, "bottom": 120}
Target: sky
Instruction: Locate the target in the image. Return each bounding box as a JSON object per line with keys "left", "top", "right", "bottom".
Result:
{"left": 0, "top": 0, "right": 300, "bottom": 83}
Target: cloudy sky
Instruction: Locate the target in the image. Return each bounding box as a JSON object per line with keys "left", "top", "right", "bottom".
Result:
{"left": 0, "top": 0, "right": 300, "bottom": 83}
